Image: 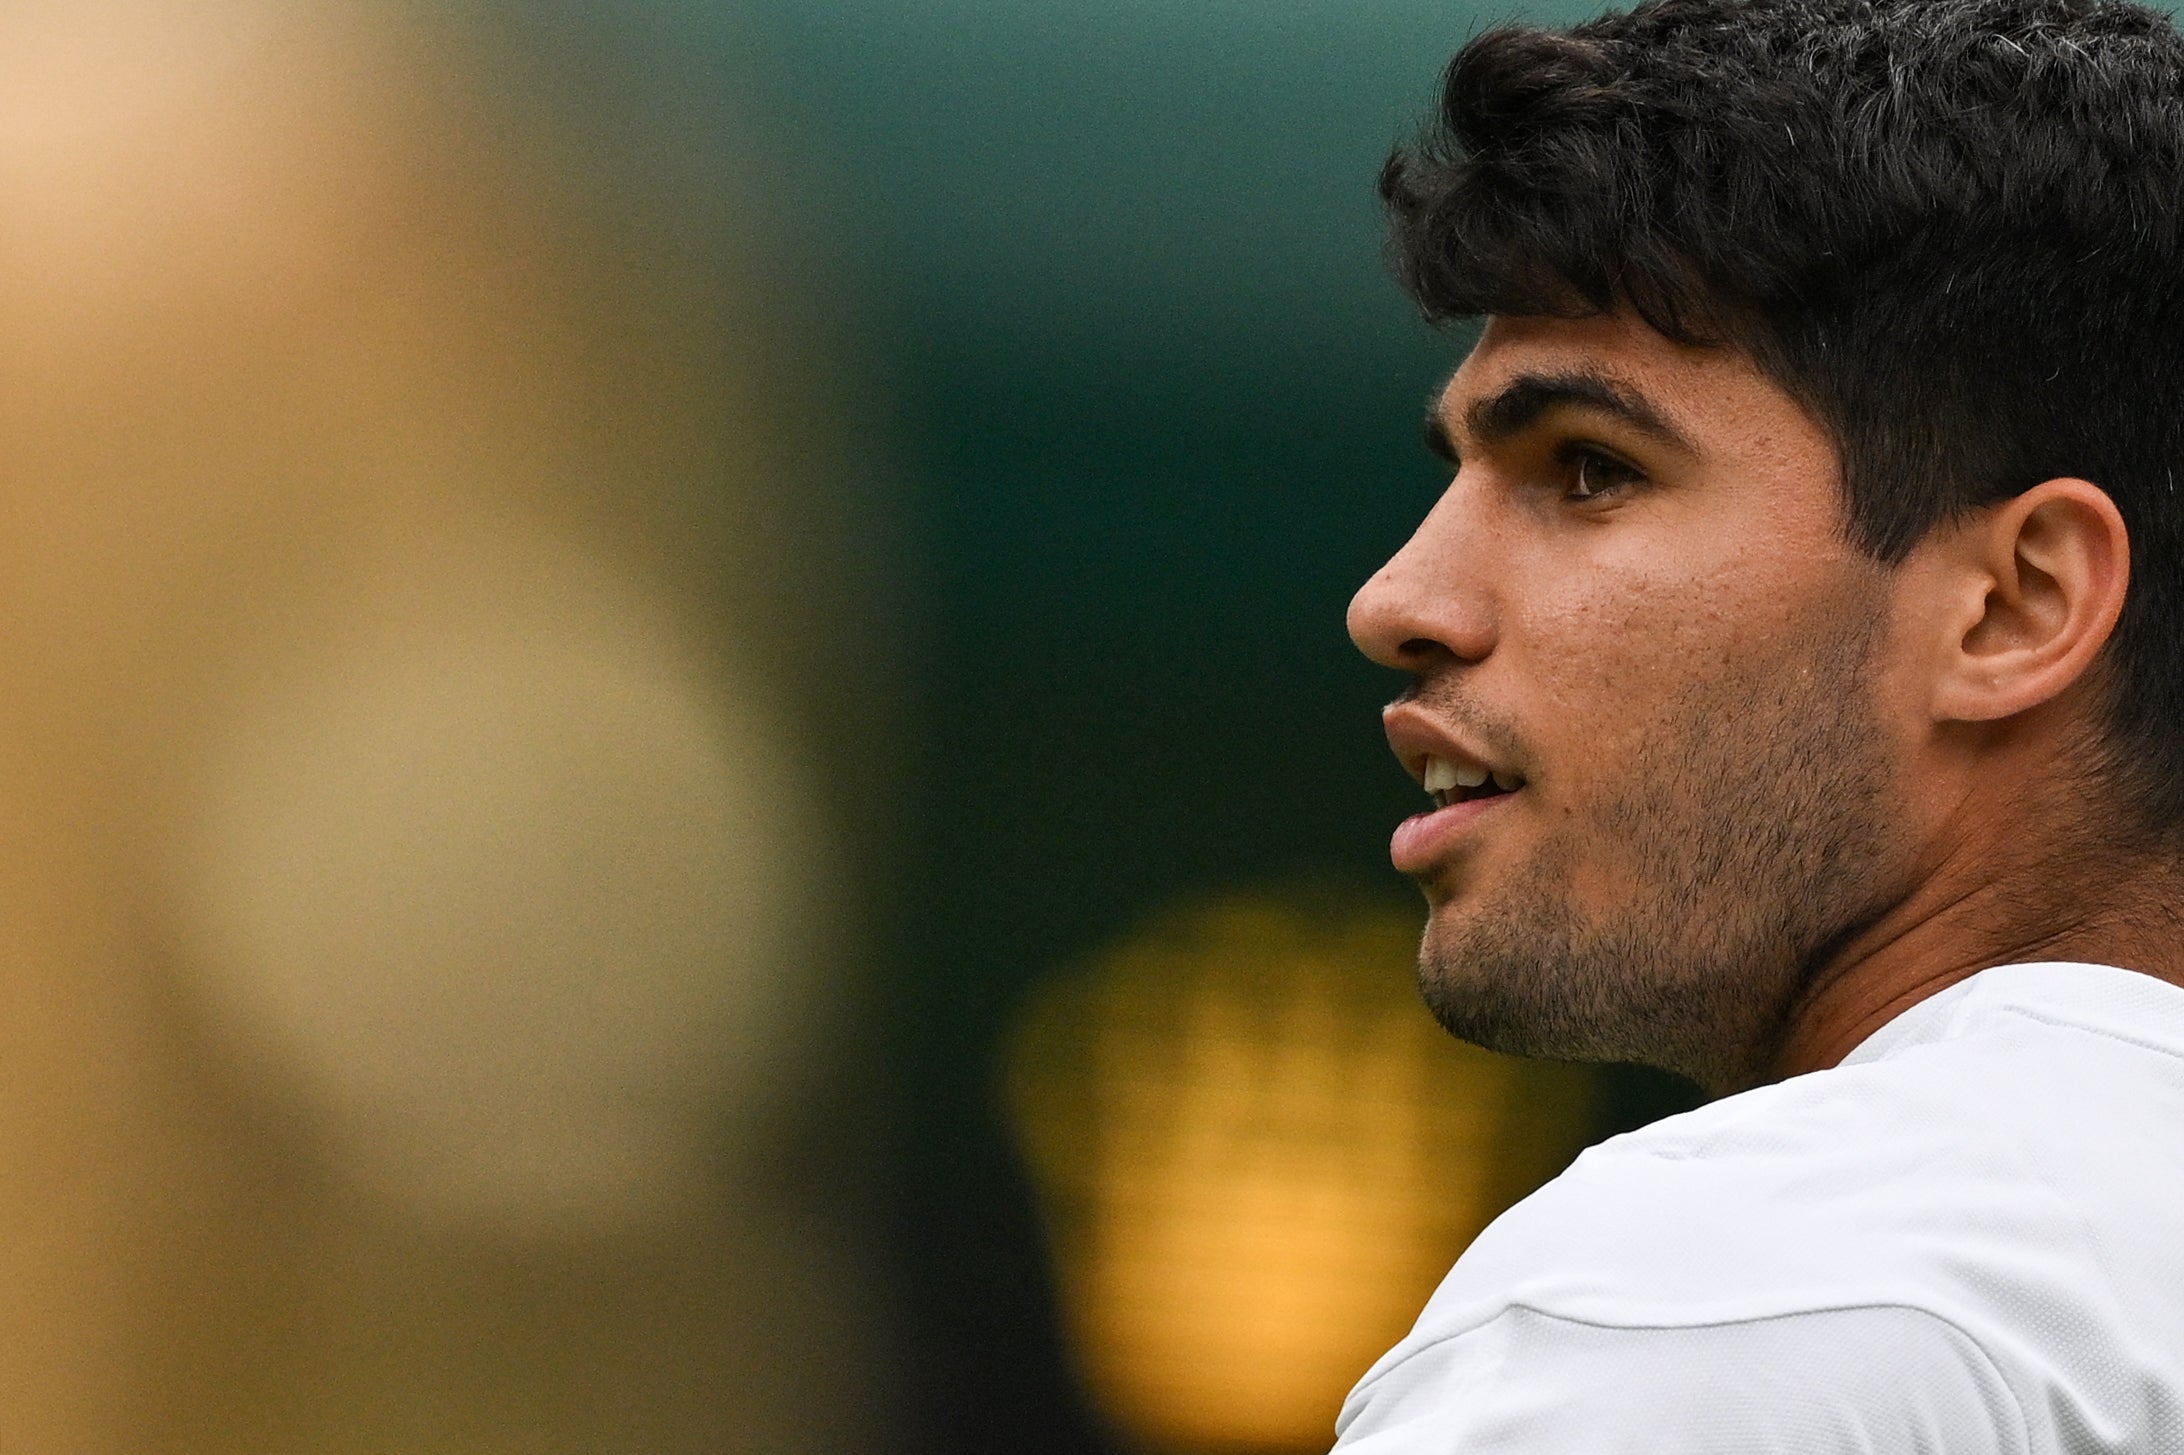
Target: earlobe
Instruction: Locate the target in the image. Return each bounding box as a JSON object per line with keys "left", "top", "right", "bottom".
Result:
{"left": 1931, "top": 478, "right": 2130, "bottom": 725}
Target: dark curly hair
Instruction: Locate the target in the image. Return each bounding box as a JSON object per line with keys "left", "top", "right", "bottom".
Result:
{"left": 1384, "top": 0, "right": 2184, "bottom": 832}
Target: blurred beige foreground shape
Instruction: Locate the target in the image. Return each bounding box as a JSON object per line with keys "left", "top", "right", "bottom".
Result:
{"left": 1008, "top": 893, "right": 1598, "bottom": 1455}
{"left": 0, "top": 0, "right": 890, "bottom": 1449}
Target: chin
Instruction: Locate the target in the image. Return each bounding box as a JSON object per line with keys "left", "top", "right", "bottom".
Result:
{"left": 1413, "top": 893, "right": 1767, "bottom": 1089}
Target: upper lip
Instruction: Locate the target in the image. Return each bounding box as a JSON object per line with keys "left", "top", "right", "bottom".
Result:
{"left": 1381, "top": 700, "right": 1521, "bottom": 789}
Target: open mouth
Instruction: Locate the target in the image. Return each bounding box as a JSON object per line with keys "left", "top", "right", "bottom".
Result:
{"left": 1421, "top": 754, "right": 1525, "bottom": 809}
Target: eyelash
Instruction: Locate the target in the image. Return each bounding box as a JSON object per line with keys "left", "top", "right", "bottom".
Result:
{"left": 1557, "top": 444, "right": 1645, "bottom": 502}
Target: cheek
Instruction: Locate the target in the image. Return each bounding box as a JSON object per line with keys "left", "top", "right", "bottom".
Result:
{"left": 1511, "top": 548, "right": 1829, "bottom": 792}
{"left": 1517, "top": 569, "right": 1724, "bottom": 740}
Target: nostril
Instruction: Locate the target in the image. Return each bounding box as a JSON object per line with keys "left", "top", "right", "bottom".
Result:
{"left": 1397, "top": 637, "right": 1455, "bottom": 668}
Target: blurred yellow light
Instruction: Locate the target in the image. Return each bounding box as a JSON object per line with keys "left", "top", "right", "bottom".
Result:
{"left": 163, "top": 527, "right": 822, "bottom": 1232}
{"left": 1007, "top": 892, "right": 1597, "bottom": 1454}
{"left": 0, "top": 0, "right": 886, "bottom": 1444}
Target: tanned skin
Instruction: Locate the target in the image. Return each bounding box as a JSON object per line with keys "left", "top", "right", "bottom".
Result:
{"left": 1350, "top": 310, "right": 2184, "bottom": 1096}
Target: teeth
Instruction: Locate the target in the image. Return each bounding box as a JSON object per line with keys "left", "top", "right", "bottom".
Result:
{"left": 1492, "top": 770, "right": 1523, "bottom": 792}
{"left": 1422, "top": 755, "right": 1495, "bottom": 795}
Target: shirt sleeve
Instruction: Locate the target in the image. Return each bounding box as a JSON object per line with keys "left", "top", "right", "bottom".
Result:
{"left": 1330, "top": 1304, "right": 2029, "bottom": 1455}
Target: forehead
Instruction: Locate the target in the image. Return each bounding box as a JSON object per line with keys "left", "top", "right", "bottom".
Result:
{"left": 1441, "top": 312, "right": 1832, "bottom": 470}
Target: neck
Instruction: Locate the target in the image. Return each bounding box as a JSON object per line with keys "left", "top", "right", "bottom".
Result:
{"left": 1755, "top": 814, "right": 2184, "bottom": 1092}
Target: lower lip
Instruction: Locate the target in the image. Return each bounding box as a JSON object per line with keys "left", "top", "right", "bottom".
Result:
{"left": 1389, "top": 792, "right": 1519, "bottom": 875}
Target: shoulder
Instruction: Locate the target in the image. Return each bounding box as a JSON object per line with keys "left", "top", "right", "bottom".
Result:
{"left": 1426, "top": 968, "right": 2184, "bottom": 1334}
{"left": 1343, "top": 965, "right": 2184, "bottom": 1452}
{"left": 1415, "top": 1048, "right": 2040, "bottom": 1329}
{"left": 1333, "top": 1302, "right": 2028, "bottom": 1453}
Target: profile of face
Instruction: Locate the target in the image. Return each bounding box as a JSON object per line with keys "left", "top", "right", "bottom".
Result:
{"left": 1349, "top": 312, "right": 1922, "bottom": 1092}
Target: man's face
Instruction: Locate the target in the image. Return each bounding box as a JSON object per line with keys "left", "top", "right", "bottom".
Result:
{"left": 1349, "top": 312, "right": 1918, "bottom": 1091}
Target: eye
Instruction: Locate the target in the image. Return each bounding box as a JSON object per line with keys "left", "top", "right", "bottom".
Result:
{"left": 1562, "top": 446, "right": 1645, "bottom": 503}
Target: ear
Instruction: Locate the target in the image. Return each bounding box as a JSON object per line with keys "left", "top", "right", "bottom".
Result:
{"left": 1927, "top": 478, "right": 2130, "bottom": 725}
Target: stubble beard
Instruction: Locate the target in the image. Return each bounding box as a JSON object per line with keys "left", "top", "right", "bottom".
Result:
{"left": 1416, "top": 600, "right": 1902, "bottom": 1093}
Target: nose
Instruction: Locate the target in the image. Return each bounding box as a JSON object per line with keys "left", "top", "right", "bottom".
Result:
{"left": 1346, "top": 487, "right": 1497, "bottom": 673}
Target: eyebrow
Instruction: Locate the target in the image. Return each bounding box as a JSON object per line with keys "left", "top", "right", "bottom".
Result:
{"left": 1424, "top": 368, "right": 1697, "bottom": 463}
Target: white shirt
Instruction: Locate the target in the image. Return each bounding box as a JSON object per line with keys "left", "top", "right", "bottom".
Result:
{"left": 1331, "top": 962, "right": 2184, "bottom": 1453}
